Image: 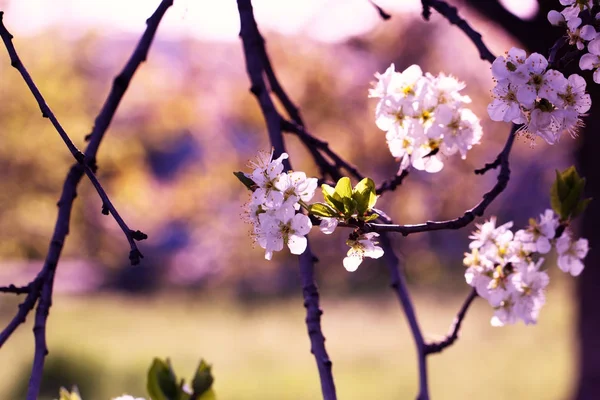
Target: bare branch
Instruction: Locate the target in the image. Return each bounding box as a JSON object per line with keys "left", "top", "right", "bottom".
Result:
{"left": 424, "top": 289, "right": 478, "bottom": 355}
{"left": 237, "top": 1, "right": 337, "bottom": 398}
{"left": 0, "top": 284, "right": 30, "bottom": 295}
{"left": 376, "top": 170, "right": 410, "bottom": 195}
{"left": 369, "top": 0, "right": 392, "bottom": 20}
{"left": 379, "top": 233, "right": 429, "bottom": 400}
{"left": 366, "top": 125, "right": 517, "bottom": 236}
{"left": 0, "top": 273, "right": 45, "bottom": 348}
{"left": 299, "top": 243, "right": 337, "bottom": 399}
{"left": 281, "top": 119, "right": 364, "bottom": 182}
{"left": 0, "top": 12, "right": 146, "bottom": 264}
{"left": 0, "top": 3, "right": 173, "bottom": 398}
{"left": 422, "top": 0, "right": 496, "bottom": 64}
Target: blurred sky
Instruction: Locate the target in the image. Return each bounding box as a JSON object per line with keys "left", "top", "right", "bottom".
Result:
{"left": 3, "top": 0, "right": 538, "bottom": 42}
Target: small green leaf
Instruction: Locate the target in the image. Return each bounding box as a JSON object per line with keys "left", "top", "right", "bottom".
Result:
{"left": 363, "top": 213, "right": 379, "bottom": 222}
{"left": 550, "top": 171, "right": 563, "bottom": 217}
{"left": 198, "top": 388, "right": 217, "bottom": 400}
{"left": 58, "top": 387, "right": 82, "bottom": 400}
{"left": 192, "top": 360, "right": 214, "bottom": 396}
{"left": 322, "top": 184, "right": 344, "bottom": 212}
{"left": 233, "top": 172, "right": 256, "bottom": 190}
{"left": 334, "top": 177, "right": 353, "bottom": 199}
{"left": 309, "top": 203, "right": 339, "bottom": 218}
{"left": 561, "top": 178, "right": 585, "bottom": 218}
{"left": 147, "top": 358, "right": 180, "bottom": 400}
{"left": 342, "top": 197, "right": 357, "bottom": 216}
{"left": 572, "top": 197, "right": 592, "bottom": 218}
{"left": 352, "top": 178, "right": 376, "bottom": 215}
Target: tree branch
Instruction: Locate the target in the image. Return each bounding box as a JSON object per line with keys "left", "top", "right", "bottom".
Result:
{"left": 299, "top": 243, "right": 337, "bottom": 399}
{"left": 0, "top": 284, "right": 30, "bottom": 295}
{"left": 422, "top": 0, "right": 495, "bottom": 64}
{"left": 376, "top": 170, "right": 410, "bottom": 195}
{"left": 366, "top": 125, "right": 517, "bottom": 236}
{"left": 379, "top": 233, "right": 429, "bottom": 400}
{"left": 0, "top": 12, "right": 146, "bottom": 264}
{"left": 424, "top": 289, "right": 477, "bottom": 355}
{"left": 236, "top": 1, "right": 337, "bottom": 398}
{"left": 281, "top": 119, "right": 364, "bottom": 182}
{"left": 0, "top": 3, "right": 172, "bottom": 398}
{"left": 369, "top": 0, "right": 392, "bottom": 20}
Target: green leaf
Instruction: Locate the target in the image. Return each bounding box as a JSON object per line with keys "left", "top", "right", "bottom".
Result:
{"left": 233, "top": 172, "right": 256, "bottom": 190}
{"left": 342, "top": 197, "right": 357, "bottom": 216}
{"left": 192, "top": 360, "right": 215, "bottom": 396}
{"left": 322, "top": 184, "right": 344, "bottom": 212}
{"left": 550, "top": 171, "right": 563, "bottom": 217}
{"left": 57, "top": 387, "right": 82, "bottom": 400}
{"left": 309, "top": 203, "right": 339, "bottom": 218}
{"left": 352, "top": 178, "right": 376, "bottom": 215}
{"left": 572, "top": 197, "right": 592, "bottom": 218}
{"left": 147, "top": 358, "right": 180, "bottom": 400}
{"left": 198, "top": 388, "right": 217, "bottom": 400}
{"left": 363, "top": 213, "right": 379, "bottom": 222}
{"left": 334, "top": 177, "right": 352, "bottom": 199}
{"left": 561, "top": 166, "right": 578, "bottom": 189}
{"left": 561, "top": 177, "right": 585, "bottom": 218}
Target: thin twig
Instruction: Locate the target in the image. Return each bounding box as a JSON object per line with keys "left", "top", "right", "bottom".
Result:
{"left": 422, "top": 0, "right": 495, "bottom": 64}
{"left": 299, "top": 243, "right": 337, "bottom": 399}
{"left": 0, "top": 3, "right": 172, "bottom": 398}
{"left": 369, "top": 0, "right": 392, "bottom": 20}
{"left": 379, "top": 233, "right": 429, "bottom": 400}
{"left": 376, "top": 170, "right": 410, "bottom": 195}
{"left": 366, "top": 126, "right": 517, "bottom": 236}
{"left": 236, "top": 1, "right": 337, "bottom": 398}
{"left": 281, "top": 118, "right": 365, "bottom": 181}
{"left": 0, "top": 273, "right": 45, "bottom": 347}
{"left": 26, "top": 269, "right": 55, "bottom": 400}
{"left": 424, "top": 289, "right": 478, "bottom": 355}
{"left": 0, "top": 12, "right": 146, "bottom": 264}
{"left": 0, "top": 284, "right": 30, "bottom": 295}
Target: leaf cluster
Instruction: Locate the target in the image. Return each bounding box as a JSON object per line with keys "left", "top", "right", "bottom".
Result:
{"left": 147, "top": 358, "right": 216, "bottom": 400}
{"left": 309, "top": 177, "right": 379, "bottom": 222}
{"left": 550, "top": 166, "right": 592, "bottom": 221}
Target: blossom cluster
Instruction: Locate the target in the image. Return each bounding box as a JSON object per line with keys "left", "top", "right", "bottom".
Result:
{"left": 548, "top": 1, "right": 600, "bottom": 83}
{"left": 369, "top": 64, "right": 483, "bottom": 173}
{"left": 243, "top": 150, "right": 317, "bottom": 260}
{"left": 464, "top": 210, "right": 589, "bottom": 327}
{"left": 488, "top": 48, "right": 591, "bottom": 144}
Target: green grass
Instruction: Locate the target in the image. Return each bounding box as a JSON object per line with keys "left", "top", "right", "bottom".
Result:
{"left": 0, "top": 281, "right": 576, "bottom": 400}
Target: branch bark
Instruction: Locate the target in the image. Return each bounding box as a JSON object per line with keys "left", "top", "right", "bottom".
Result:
{"left": 236, "top": 1, "right": 337, "bottom": 398}
{"left": 0, "top": 3, "right": 173, "bottom": 398}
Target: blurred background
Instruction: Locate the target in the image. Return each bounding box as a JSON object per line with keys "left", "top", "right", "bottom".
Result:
{"left": 0, "top": 0, "right": 595, "bottom": 399}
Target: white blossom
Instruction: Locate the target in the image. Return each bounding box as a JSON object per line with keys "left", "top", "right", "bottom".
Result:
{"left": 112, "top": 396, "right": 146, "bottom": 400}
{"left": 243, "top": 150, "right": 317, "bottom": 260}
{"left": 319, "top": 217, "right": 339, "bottom": 235}
{"left": 579, "top": 38, "right": 600, "bottom": 84}
{"left": 343, "top": 232, "right": 384, "bottom": 272}
{"left": 548, "top": 10, "right": 566, "bottom": 26}
{"left": 556, "top": 231, "right": 589, "bottom": 276}
{"left": 371, "top": 63, "right": 482, "bottom": 174}
{"left": 488, "top": 48, "right": 589, "bottom": 145}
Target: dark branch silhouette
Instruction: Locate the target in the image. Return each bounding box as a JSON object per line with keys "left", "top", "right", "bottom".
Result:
{"left": 379, "top": 232, "right": 430, "bottom": 400}
{"left": 0, "top": 2, "right": 173, "bottom": 399}
{"left": 425, "top": 289, "right": 478, "bottom": 355}
{"left": 366, "top": 126, "right": 517, "bottom": 236}
{"left": 0, "top": 12, "right": 145, "bottom": 264}
{"left": 236, "top": 1, "right": 337, "bottom": 398}
{"left": 0, "top": 284, "right": 30, "bottom": 295}
{"left": 422, "top": 0, "right": 495, "bottom": 64}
